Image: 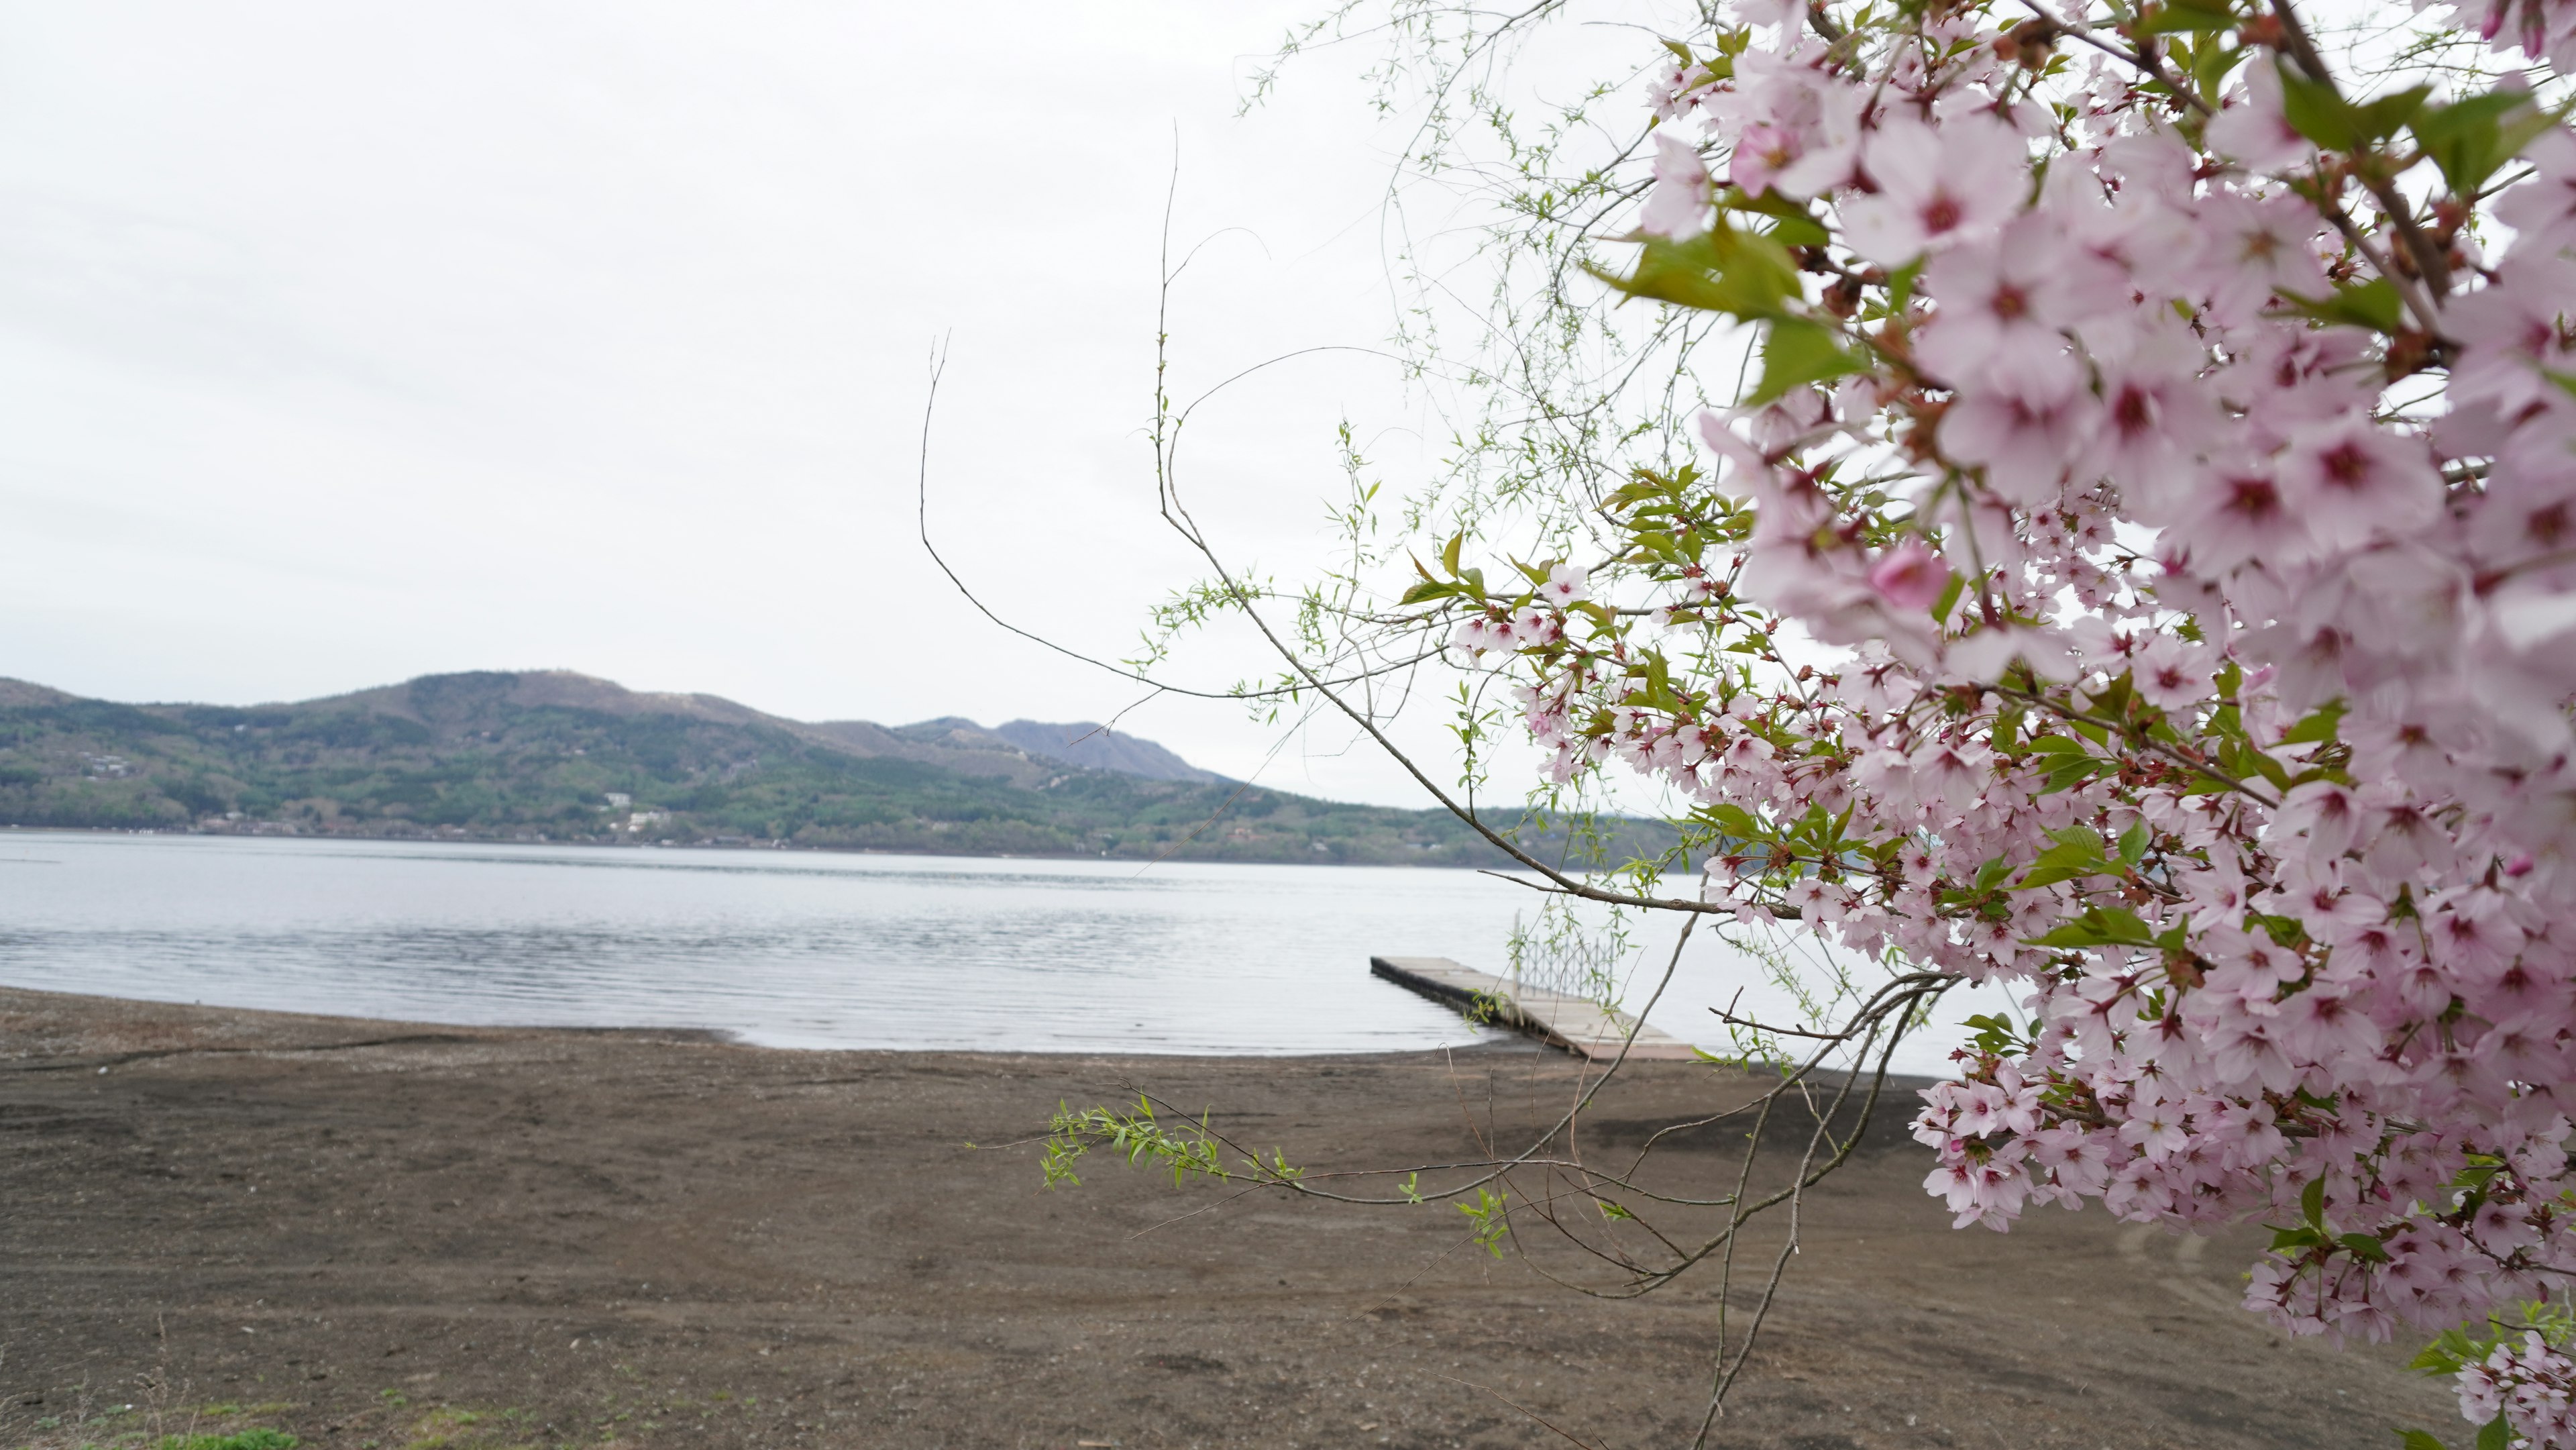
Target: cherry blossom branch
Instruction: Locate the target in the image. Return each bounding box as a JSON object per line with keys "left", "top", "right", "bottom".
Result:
{"left": 1986, "top": 680, "right": 2283, "bottom": 809}
{"left": 1053, "top": 5, "right": 2576, "bottom": 1444}
{"left": 2267, "top": 0, "right": 2457, "bottom": 298}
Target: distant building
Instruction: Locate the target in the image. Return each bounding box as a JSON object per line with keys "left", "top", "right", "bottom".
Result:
{"left": 604, "top": 792, "right": 631, "bottom": 809}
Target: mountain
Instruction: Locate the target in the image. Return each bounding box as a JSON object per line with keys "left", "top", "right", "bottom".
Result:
{"left": 285, "top": 672, "right": 1062, "bottom": 785}
{"left": 0, "top": 670, "right": 1664, "bottom": 868}
{"left": 989, "top": 719, "right": 1229, "bottom": 785}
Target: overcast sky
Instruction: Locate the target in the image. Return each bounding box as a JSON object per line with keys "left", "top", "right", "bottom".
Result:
{"left": 0, "top": 2, "right": 1582, "bottom": 804}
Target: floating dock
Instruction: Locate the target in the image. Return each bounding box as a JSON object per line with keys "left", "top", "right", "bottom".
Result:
{"left": 1369, "top": 955, "right": 1699, "bottom": 1061}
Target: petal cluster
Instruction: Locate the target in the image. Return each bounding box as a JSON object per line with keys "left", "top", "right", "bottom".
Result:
{"left": 1425, "top": 0, "right": 2576, "bottom": 1437}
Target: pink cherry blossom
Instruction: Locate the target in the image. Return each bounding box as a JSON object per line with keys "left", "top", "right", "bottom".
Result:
{"left": 1640, "top": 131, "right": 1713, "bottom": 240}
{"left": 1383, "top": 3, "right": 2576, "bottom": 1441}
{"left": 2275, "top": 415, "right": 2443, "bottom": 551}
{"left": 1868, "top": 538, "right": 1949, "bottom": 611}
{"left": 1540, "top": 562, "right": 1592, "bottom": 606}
{"left": 1842, "top": 113, "right": 2028, "bottom": 264}
{"left": 2204, "top": 64, "right": 2316, "bottom": 173}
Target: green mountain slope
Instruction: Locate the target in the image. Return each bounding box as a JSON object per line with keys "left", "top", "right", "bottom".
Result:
{"left": 0, "top": 670, "right": 1644, "bottom": 868}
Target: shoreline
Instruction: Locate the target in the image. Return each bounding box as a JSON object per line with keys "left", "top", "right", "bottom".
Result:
{"left": 0, "top": 983, "right": 1943, "bottom": 1084}
{"left": 0, "top": 981, "right": 1536, "bottom": 1066}
{"left": 0, "top": 984, "right": 2455, "bottom": 1449}
{"left": 0, "top": 822, "right": 1507, "bottom": 871}
{"left": 0, "top": 978, "right": 1532, "bottom": 1064}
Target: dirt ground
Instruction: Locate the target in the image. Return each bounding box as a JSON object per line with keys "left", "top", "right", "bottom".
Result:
{"left": 0, "top": 985, "right": 2459, "bottom": 1450}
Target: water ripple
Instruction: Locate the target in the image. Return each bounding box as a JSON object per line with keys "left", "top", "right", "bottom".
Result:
{"left": 0, "top": 833, "right": 1525, "bottom": 1054}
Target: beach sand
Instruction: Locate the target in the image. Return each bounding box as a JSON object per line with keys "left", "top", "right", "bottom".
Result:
{"left": 0, "top": 985, "right": 2454, "bottom": 1448}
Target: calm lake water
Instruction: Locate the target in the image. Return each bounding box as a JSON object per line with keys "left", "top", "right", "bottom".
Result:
{"left": 0, "top": 831, "right": 1995, "bottom": 1066}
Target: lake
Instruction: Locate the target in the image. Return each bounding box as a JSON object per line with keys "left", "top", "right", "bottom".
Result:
{"left": 0, "top": 831, "right": 1992, "bottom": 1067}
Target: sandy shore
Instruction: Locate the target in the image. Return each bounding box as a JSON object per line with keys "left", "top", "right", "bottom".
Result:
{"left": 0, "top": 986, "right": 2455, "bottom": 1449}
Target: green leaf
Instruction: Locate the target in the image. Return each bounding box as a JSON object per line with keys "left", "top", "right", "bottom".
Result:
{"left": 2357, "top": 85, "right": 2434, "bottom": 144}
{"left": 2394, "top": 1431, "right": 2450, "bottom": 1450}
{"left": 1748, "top": 318, "right": 1863, "bottom": 406}
{"left": 1722, "top": 186, "right": 1832, "bottom": 247}
{"left": 2016, "top": 836, "right": 2110, "bottom": 890}
{"left": 2090, "top": 905, "right": 2153, "bottom": 943}
{"left": 2412, "top": 1327, "right": 2488, "bottom": 1374}
{"left": 2191, "top": 32, "right": 2252, "bottom": 102}
{"left": 2269, "top": 1223, "right": 2326, "bottom": 1252}
{"left": 2275, "top": 62, "right": 2426, "bottom": 152}
{"left": 2278, "top": 701, "right": 2347, "bottom": 745}
{"left": 2277, "top": 278, "right": 2404, "bottom": 334}
{"left": 1763, "top": 212, "right": 1831, "bottom": 249}
{"left": 2048, "top": 824, "right": 2108, "bottom": 852}
{"left": 2026, "top": 906, "right": 2155, "bottom": 949}
{"left": 1440, "top": 531, "right": 1464, "bottom": 577}
{"left": 2118, "top": 821, "right": 2151, "bottom": 864}
{"left": 1708, "top": 802, "right": 1763, "bottom": 840}
{"left": 1398, "top": 580, "right": 1458, "bottom": 606}
{"left": 2412, "top": 90, "right": 2557, "bottom": 195}
{"left": 2245, "top": 744, "right": 2294, "bottom": 791}
{"left": 2339, "top": 1231, "right": 2392, "bottom": 1263}
{"left": 2135, "top": 0, "right": 2237, "bottom": 34}
{"left": 2039, "top": 754, "right": 2108, "bottom": 795}
{"left": 1882, "top": 257, "right": 1925, "bottom": 315}
{"left": 2277, "top": 64, "right": 2359, "bottom": 148}
{"left": 1588, "top": 219, "right": 1801, "bottom": 321}
{"left": 1974, "top": 856, "right": 2015, "bottom": 892}
{"left": 2301, "top": 1176, "right": 2327, "bottom": 1231}
{"left": 2477, "top": 1412, "right": 2510, "bottom": 1450}
{"left": 1963, "top": 1014, "right": 2027, "bottom": 1053}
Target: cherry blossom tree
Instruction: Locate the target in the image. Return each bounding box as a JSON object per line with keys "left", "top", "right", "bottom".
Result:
{"left": 1383, "top": 0, "right": 2576, "bottom": 1435}
{"left": 1013, "top": 0, "right": 2576, "bottom": 1441}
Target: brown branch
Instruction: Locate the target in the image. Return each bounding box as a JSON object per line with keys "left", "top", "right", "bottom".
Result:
{"left": 2269, "top": 0, "right": 2455, "bottom": 298}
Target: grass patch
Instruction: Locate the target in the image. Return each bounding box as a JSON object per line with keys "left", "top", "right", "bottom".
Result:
{"left": 156, "top": 1431, "right": 298, "bottom": 1450}
{"left": 185, "top": 1404, "right": 292, "bottom": 1422}
{"left": 396, "top": 1406, "right": 542, "bottom": 1450}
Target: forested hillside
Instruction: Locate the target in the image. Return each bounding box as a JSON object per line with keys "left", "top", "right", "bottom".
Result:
{"left": 0, "top": 671, "right": 1660, "bottom": 868}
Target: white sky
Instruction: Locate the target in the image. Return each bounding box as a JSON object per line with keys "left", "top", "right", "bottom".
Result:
{"left": 0, "top": 1, "right": 1585, "bottom": 805}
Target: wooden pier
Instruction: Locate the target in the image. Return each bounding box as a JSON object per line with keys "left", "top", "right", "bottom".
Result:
{"left": 1370, "top": 955, "right": 1700, "bottom": 1061}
